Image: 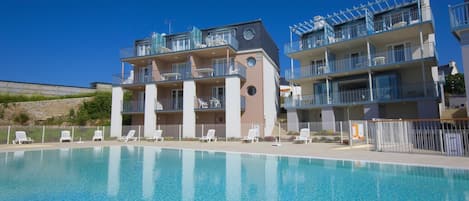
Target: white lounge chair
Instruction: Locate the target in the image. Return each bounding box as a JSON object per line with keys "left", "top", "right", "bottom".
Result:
{"left": 198, "top": 98, "right": 209, "bottom": 108}
{"left": 146, "top": 130, "right": 164, "bottom": 142}
{"left": 294, "top": 128, "right": 312, "bottom": 144}
{"left": 242, "top": 128, "right": 259, "bottom": 143}
{"left": 118, "top": 130, "right": 137, "bottom": 142}
{"left": 200, "top": 129, "right": 216, "bottom": 142}
{"left": 13, "top": 131, "right": 33, "bottom": 144}
{"left": 59, "top": 130, "right": 72, "bottom": 143}
{"left": 92, "top": 130, "right": 104, "bottom": 141}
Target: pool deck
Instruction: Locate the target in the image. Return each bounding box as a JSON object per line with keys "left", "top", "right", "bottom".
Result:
{"left": 1, "top": 141, "right": 469, "bottom": 169}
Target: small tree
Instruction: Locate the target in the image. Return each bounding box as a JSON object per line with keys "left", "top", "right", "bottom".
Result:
{"left": 444, "top": 73, "right": 466, "bottom": 95}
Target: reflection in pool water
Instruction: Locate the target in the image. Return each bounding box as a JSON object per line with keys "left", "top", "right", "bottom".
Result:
{"left": 0, "top": 146, "right": 469, "bottom": 201}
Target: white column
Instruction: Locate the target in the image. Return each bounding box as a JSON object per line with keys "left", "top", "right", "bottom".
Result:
{"left": 368, "top": 71, "right": 374, "bottom": 101}
{"left": 142, "top": 147, "right": 157, "bottom": 200}
{"left": 107, "top": 146, "right": 121, "bottom": 196}
{"left": 226, "top": 153, "right": 241, "bottom": 201}
{"left": 144, "top": 84, "right": 157, "bottom": 137}
{"left": 461, "top": 38, "right": 469, "bottom": 117}
{"left": 287, "top": 109, "right": 299, "bottom": 132}
{"left": 182, "top": 149, "right": 195, "bottom": 201}
{"left": 225, "top": 77, "right": 241, "bottom": 138}
{"left": 183, "top": 81, "right": 196, "bottom": 138}
{"left": 111, "top": 87, "right": 123, "bottom": 137}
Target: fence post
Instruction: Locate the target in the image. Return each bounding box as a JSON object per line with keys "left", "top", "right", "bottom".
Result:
{"left": 365, "top": 121, "right": 369, "bottom": 145}
{"left": 71, "top": 126, "right": 75, "bottom": 142}
{"left": 42, "top": 126, "right": 45, "bottom": 144}
{"left": 376, "top": 122, "right": 382, "bottom": 152}
{"left": 7, "top": 126, "right": 11, "bottom": 144}
{"left": 339, "top": 122, "right": 343, "bottom": 144}
{"left": 178, "top": 124, "right": 182, "bottom": 141}
{"left": 102, "top": 126, "right": 105, "bottom": 140}
{"left": 439, "top": 129, "right": 444, "bottom": 155}
{"left": 349, "top": 120, "right": 353, "bottom": 148}
{"left": 138, "top": 125, "right": 141, "bottom": 142}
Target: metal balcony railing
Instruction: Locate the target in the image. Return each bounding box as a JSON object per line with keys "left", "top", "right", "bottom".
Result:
{"left": 450, "top": 2, "right": 469, "bottom": 31}
{"left": 284, "top": 82, "right": 439, "bottom": 108}
{"left": 120, "top": 36, "right": 239, "bottom": 59}
{"left": 286, "top": 42, "right": 436, "bottom": 81}
{"left": 193, "top": 62, "right": 246, "bottom": 79}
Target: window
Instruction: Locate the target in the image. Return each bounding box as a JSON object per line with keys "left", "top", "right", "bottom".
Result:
{"left": 387, "top": 43, "right": 411, "bottom": 63}
{"left": 207, "top": 29, "right": 235, "bottom": 46}
{"left": 172, "top": 62, "right": 190, "bottom": 79}
{"left": 136, "top": 41, "right": 151, "bottom": 56}
{"left": 243, "top": 28, "right": 255, "bottom": 40}
{"left": 212, "top": 86, "right": 225, "bottom": 108}
{"left": 311, "top": 59, "right": 326, "bottom": 75}
{"left": 171, "top": 36, "right": 190, "bottom": 51}
{"left": 247, "top": 57, "right": 256, "bottom": 67}
{"left": 247, "top": 86, "right": 257, "bottom": 96}
{"left": 171, "top": 89, "right": 183, "bottom": 110}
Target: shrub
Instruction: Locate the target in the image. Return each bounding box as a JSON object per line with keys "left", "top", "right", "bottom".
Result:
{"left": 13, "top": 112, "right": 30, "bottom": 125}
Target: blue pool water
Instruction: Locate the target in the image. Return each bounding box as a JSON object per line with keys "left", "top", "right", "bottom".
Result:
{"left": 0, "top": 146, "right": 469, "bottom": 201}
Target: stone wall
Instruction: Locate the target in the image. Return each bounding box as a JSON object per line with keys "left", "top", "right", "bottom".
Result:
{"left": 0, "top": 97, "right": 93, "bottom": 125}
{"left": 0, "top": 81, "right": 111, "bottom": 96}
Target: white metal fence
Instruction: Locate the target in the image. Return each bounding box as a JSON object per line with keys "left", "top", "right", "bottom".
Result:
{"left": 369, "top": 119, "right": 469, "bottom": 157}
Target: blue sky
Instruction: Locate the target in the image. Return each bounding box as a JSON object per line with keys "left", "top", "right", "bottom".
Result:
{"left": 0, "top": 0, "right": 463, "bottom": 87}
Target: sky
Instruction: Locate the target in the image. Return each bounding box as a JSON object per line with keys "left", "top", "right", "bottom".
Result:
{"left": 0, "top": 0, "right": 464, "bottom": 87}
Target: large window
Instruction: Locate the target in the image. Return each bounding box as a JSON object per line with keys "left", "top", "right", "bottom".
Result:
{"left": 172, "top": 62, "right": 190, "bottom": 79}
{"left": 171, "top": 89, "right": 183, "bottom": 110}
{"left": 387, "top": 43, "right": 411, "bottom": 63}
{"left": 171, "top": 36, "right": 190, "bottom": 51}
{"left": 374, "top": 74, "right": 398, "bottom": 100}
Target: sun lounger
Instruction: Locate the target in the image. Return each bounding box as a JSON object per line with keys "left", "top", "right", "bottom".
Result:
{"left": 200, "top": 129, "right": 216, "bottom": 142}
{"left": 242, "top": 128, "right": 259, "bottom": 143}
{"left": 92, "top": 130, "right": 104, "bottom": 141}
{"left": 13, "top": 131, "right": 33, "bottom": 144}
{"left": 294, "top": 128, "right": 312, "bottom": 144}
{"left": 118, "top": 130, "right": 137, "bottom": 142}
{"left": 59, "top": 130, "right": 72, "bottom": 142}
{"left": 146, "top": 130, "right": 164, "bottom": 142}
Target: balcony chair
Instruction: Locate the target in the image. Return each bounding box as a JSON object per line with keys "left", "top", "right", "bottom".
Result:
{"left": 198, "top": 98, "right": 209, "bottom": 109}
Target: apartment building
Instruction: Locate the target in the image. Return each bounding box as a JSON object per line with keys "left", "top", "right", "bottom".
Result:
{"left": 110, "top": 20, "right": 279, "bottom": 138}
{"left": 284, "top": 0, "right": 439, "bottom": 131}
{"left": 449, "top": 1, "right": 469, "bottom": 116}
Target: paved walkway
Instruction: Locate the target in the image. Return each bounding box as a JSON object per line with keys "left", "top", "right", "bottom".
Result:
{"left": 1, "top": 141, "right": 469, "bottom": 169}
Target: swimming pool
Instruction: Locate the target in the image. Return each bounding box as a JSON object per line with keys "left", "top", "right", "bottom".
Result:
{"left": 0, "top": 146, "right": 468, "bottom": 201}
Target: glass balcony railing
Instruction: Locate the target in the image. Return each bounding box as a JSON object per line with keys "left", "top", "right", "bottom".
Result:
{"left": 285, "top": 7, "right": 432, "bottom": 54}
{"left": 284, "top": 82, "right": 439, "bottom": 108}
{"left": 195, "top": 96, "right": 225, "bottom": 110}
{"left": 113, "top": 73, "right": 152, "bottom": 85}
{"left": 286, "top": 42, "right": 436, "bottom": 81}
{"left": 155, "top": 99, "right": 183, "bottom": 112}
{"left": 450, "top": 2, "right": 469, "bottom": 31}
{"left": 122, "top": 100, "right": 145, "bottom": 113}
{"left": 120, "top": 36, "right": 239, "bottom": 59}
{"left": 193, "top": 62, "right": 246, "bottom": 79}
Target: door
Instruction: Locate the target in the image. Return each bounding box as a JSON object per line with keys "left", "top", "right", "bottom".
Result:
{"left": 139, "top": 66, "right": 151, "bottom": 83}
{"left": 138, "top": 92, "right": 145, "bottom": 112}
{"left": 172, "top": 63, "right": 189, "bottom": 79}
{"left": 171, "top": 89, "right": 183, "bottom": 110}
{"left": 350, "top": 52, "right": 361, "bottom": 69}
{"left": 211, "top": 86, "right": 225, "bottom": 108}
{"left": 374, "top": 74, "right": 398, "bottom": 100}
{"left": 314, "top": 82, "right": 327, "bottom": 104}
{"left": 393, "top": 44, "right": 405, "bottom": 63}
{"left": 172, "top": 36, "right": 190, "bottom": 51}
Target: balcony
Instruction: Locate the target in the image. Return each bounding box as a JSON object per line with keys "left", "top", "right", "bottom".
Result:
{"left": 286, "top": 42, "right": 436, "bottom": 81}
{"left": 284, "top": 82, "right": 439, "bottom": 108}
{"left": 120, "top": 35, "right": 239, "bottom": 59}
{"left": 285, "top": 6, "right": 431, "bottom": 55}
{"left": 155, "top": 99, "right": 183, "bottom": 112}
{"left": 193, "top": 62, "right": 247, "bottom": 79}
{"left": 122, "top": 100, "right": 145, "bottom": 113}
{"left": 195, "top": 96, "right": 225, "bottom": 110}
{"left": 450, "top": 2, "right": 469, "bottom": 39}
{"left": 113, "top": 72, "right": 152, "bottom": 85}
